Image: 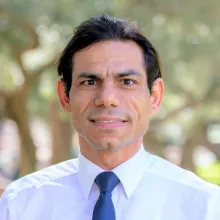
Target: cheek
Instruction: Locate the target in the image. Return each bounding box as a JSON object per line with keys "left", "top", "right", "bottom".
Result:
{"left": 133, "top": 96, "right": 151, "bottom": 134}
{"left": 70, "top": 98, "right": 88, "bottom": 133}
{"left": 125, "top": 94, "right": 150, "bottom": 137}
{"left": 70, "top": 90, "right": 93, "bottom": 121}
{"left": 126, "top": 90, "right": 151, "bottom": 120}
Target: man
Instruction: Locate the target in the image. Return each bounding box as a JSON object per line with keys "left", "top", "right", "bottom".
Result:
{"left": 0, "top": 14, "right": 219, "bottom": 220}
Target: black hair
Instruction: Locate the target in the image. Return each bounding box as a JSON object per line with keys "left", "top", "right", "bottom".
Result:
{"left": 58, "top": 14, "right": 161, "bottom": 97}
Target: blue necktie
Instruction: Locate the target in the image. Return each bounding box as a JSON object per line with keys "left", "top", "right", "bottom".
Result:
{"left": 92, "top": 171, "right": 120, "bottom": 220}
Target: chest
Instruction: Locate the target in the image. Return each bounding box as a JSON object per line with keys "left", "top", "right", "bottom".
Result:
{"left": 19, "top": 186, "right": 207, "bottom": 220}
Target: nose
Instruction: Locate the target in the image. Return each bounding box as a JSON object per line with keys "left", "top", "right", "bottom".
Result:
{"left": 94, "top": 82, "right": 120, "bottom": 108}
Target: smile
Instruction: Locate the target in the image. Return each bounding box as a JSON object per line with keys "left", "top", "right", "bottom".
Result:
{"left": 89, "top": 118, "right": 128, "bottom": 129}
{"left": 91, "top": 120, "right": 125, "bottom": 123}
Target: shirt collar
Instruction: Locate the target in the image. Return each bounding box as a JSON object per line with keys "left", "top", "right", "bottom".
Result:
{"left": 77, "top": 152, "right": 105, "bottom": 200}
{"left": 77, "top": 144, "right": 150, "bottom": 200}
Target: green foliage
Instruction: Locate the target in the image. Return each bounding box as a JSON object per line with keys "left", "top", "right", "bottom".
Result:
{"left": 0, "top": 0, "right": 220, "bottom": 172}
{"left": 196, "top": 162, "right": 220, "bottom": 185}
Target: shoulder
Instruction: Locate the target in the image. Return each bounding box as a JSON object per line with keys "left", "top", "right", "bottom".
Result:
{"left": 145, "top": 154, "right": 220, "bottom": 217}
{"left": 146, "top": 153, "right": 220, "bottom": 194}
{"left": 0, "top": 158, "right": 79, "bottom": 205}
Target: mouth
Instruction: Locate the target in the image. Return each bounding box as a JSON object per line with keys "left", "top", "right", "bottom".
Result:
{"left": 89, "top": 118, "right": 128, "bottom": 129}
{"left": 90, "top": 119, "right": 127, "bottom": 123}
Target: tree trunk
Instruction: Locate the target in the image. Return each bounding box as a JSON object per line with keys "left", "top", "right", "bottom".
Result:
{"left": 6, "top": 91, "right": 36, "bottom": 177}
{"left": 50, "top": 101, "right": 73, "bottom": 165}
{"left": 180, "top": 139, "right": 195, "bottom": 172}
{"left": 180, "top": 119, "right": 204, "bottom": 172}
{"left": 143, "top": 129, "right": 164, "bottom": 158}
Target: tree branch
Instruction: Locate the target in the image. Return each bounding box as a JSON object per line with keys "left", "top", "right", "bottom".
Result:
{"left": 13, "top": 52, "right": 28, "bottom": 79}
{"left": 0, "top": 90, "right": 8, "bottom": 101}
{"left": 0, "top": 7, "right": 40, "bottom": 81}
{"left": 151, "top": 100, "right": 197, "bottom": 128}
{"left": 171, "top": 81, "right": 197, "bottom": 103}
{"left": 27, "top": 58, "right": 57, "bottom": 86}
{"left": 151, "top": 77, "right": 219, "bottom": 128}
{"left": 0, "top": 8, "right": 39, "bottom": 54}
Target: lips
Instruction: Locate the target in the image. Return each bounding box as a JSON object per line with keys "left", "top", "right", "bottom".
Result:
{"left": 92, "top": 120, "right": 121, "bottom": 123}
{"left": 89, "top": 117, "right": 127, "bottom": 123}
{"left": 89, "top": 117, "right": 128, "bottom": 128}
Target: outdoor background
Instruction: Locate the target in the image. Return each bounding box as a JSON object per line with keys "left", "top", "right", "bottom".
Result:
{"left": 0, "top": 0, "right": 220, "bottom": 195}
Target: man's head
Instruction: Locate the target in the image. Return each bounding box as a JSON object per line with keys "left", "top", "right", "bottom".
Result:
{"left": 57, "top": 14, "right": 164, "bottom": 154}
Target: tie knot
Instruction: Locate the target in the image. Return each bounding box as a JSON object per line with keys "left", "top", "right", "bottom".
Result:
{"left": 95, "top": 171, "right": 120, "bottom": 193}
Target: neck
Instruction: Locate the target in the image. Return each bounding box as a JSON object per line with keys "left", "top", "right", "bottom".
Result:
{"left": 79, "top": 139, "right": 143, "bottom": 170}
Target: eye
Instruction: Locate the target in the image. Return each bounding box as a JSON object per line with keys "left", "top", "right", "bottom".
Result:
{"left": 122, "top": 79, "right": 135, "bottom": 86}
{"left": 82, "top": 79, "right": 97, "bottom": 86}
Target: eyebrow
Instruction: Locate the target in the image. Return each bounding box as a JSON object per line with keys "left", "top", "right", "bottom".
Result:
{"left": 77, "top": 72, "right": 101, "bottom": 79}
{"left": 77, "top": 69, "right": 141, "bottom": 79}
{"left": 117, "top": 70, "right": 141, "bottom": 77}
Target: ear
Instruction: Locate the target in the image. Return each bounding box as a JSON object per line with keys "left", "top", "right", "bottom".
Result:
{"left": 150, "top": 78, "right": 164, "bottom": 115}
{"left": 57, "top": 80, "right": 71, "bottom": 112}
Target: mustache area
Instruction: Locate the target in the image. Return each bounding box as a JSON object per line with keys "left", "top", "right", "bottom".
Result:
{"left": 86, "top": 109, "right": 132, "bottom": 122}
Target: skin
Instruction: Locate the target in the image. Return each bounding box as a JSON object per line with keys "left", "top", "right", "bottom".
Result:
{"left": 57, "top": 40, "right": 164, "bottom": 170}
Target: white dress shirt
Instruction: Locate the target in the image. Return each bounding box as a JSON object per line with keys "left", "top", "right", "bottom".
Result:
{"left": 0, "top": 145, "right": 220, "bottom": 220}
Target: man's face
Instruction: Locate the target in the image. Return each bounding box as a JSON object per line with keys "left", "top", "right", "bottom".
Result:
{"left": 58, "top": 40, "right": 163, "bottom": 151}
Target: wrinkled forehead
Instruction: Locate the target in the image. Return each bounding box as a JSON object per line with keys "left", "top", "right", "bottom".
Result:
{"left": 72, "top": 40, "right": 146, "bottom": 77}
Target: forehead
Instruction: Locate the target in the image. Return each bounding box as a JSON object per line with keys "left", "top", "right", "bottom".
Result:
{"left": 72, "top": 40, "right": 145, "bottom": 75}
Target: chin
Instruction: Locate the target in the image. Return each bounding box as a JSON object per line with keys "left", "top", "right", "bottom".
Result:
{"left": 90, "top": 138, "right": 125, "bottom": 152}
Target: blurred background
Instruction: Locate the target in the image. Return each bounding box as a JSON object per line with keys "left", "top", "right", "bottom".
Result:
{"left": 0, "top": 0, "right": 220, "bottom": 195}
